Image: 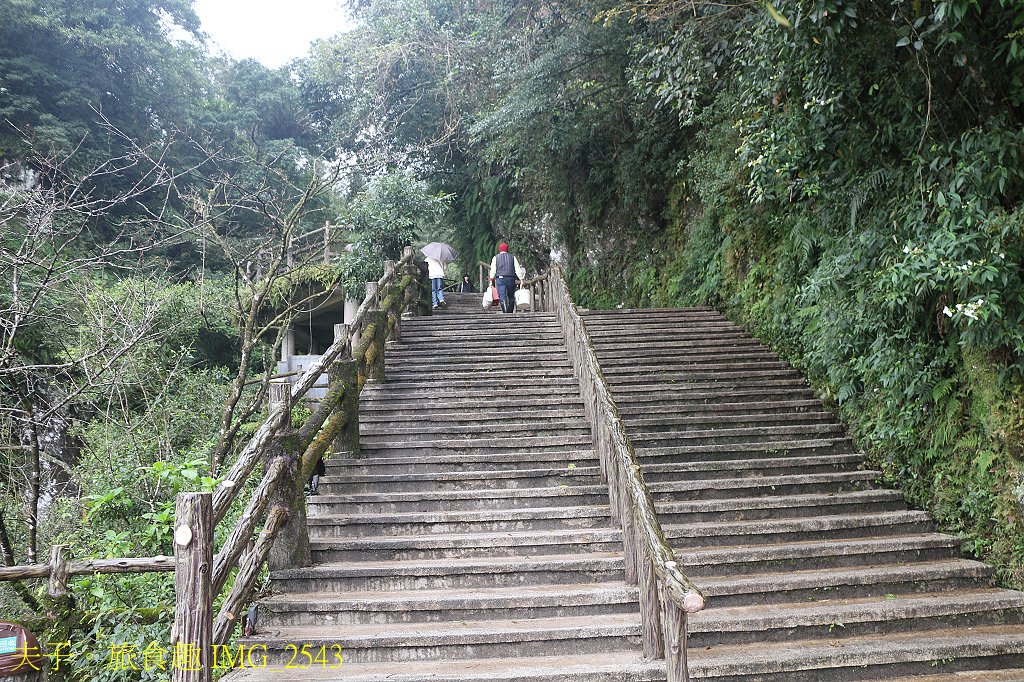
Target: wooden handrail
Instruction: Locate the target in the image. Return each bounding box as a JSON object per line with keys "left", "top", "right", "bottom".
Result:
{"left": 0, "top": 244, "right": 432, "bottom": 681}
{"left": 545, "top": 263, "right": 704, "bottom": 681}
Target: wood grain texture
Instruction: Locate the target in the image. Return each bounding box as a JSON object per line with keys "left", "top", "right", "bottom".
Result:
{"left": 172, "top": 493, "right": 213, "bottom": 682}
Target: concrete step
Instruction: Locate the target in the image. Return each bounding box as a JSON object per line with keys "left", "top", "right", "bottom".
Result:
{"left": 624, "top": 411, "right": 838, "bottom": 432}
{"left": 600, "top": 359, "right": 791, "bottom": 375}
{"left": 680, "top": 534, "right": 960, "bottom": 577}
{"left": 269, "top": 553, "right": 625, "bottom": 592}
{"left": 358, "top": 407, "right": 586, "bottom": 426}
{"left": 686, "top": 625, "right": 1024, "bottom": 680}
{"left": 612, "top": 386, "right": 818, "bottom": 407}
{"left": 636, "top": 438, "right": 857, "bottom": 465}
{"left": 628, "top": 422, "right": 844, "bottom": 447}
{"left": 324, "top": 450, "right": 598, "bottom": 475}
{"left": 695, "top": 559, "right": 993, "bottom": 607}
{"left": 311, "top": 528, "right": 624, "bottom": 562}
{"left": 664, "top": 510, "right": 936, "bottom": 547}
{"left": 654, "top": 489, "right": 905, "bottom": 524}
{"left": 387, "top": 349, "right": 571, "bottom": 363}
{"left": 359, "top": 397, "right": 585, "bottom": 414}
{"left": 387, "top": 368, "right": 577, "bottom": 384}
{"left": 607, "top": 377, "right": 810, "bottom": 395}
{"left": 589, "top": 338, "right": 765, "bottom": 359}
{"left": 605, "top": 368, "right": 800, "bottom": 385}
{"left": 639, "top": 453, "right": 864, "bottom": 480}
{"left": 688, "top": 589, "right": 1024, "bottom": 647}
{"left": 597, "top": 348, "right": 779, "bottom": 366}
{"left": 359, "top": 386, "right": 582, "bottom": 403}
{"left": 238, "top": 614, "right": 643, "bottom": 663}
{"left": 358, "top": 421, "right": 593, "bottom": 441}
{"left": 359, "top": 434, "right": 595, "bottom": 457}
{"left": 221, "top": 652, "right": 664, "bottom": 682}
{"left": 317, "top": 465, "right": 602, "bottom": 494}
{"left": 375, "top": 376, "right": 580, "bottom": 392}
{"left": 308, "top": 485, "right": 608, "bottom": 514}
{"left": 259, "top": 582, "right": 639, "bottom": 627}
{"left": 646, "top": 470, "right": 879, "bottom": 500}
{"left": 385, "top": 356, "right": 573, "bottom": 372}
{"left": 306, "top": 505, "right": 613, "bottom": 538}
{"left": 617, "top": 398, "right": 822, "bottom": 418}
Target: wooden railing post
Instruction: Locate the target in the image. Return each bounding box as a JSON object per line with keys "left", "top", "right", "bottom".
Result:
{"left": 663, "top": 598, "right": 688, "bottom": 682}
{"left": 331, "top": 360, "right": 360, "bottom": 456}
{"left": 638, "top": 539, "right": 664, "bottom": 659}
{"left": 401, "top": 255, "right": 422, "bottom": 318}
{"left": 335, "top": 323, "right": 351, "bottom": 359}
{"left": 47, "top": 544, "right": 70, "bottom": 600}
{"left": 361, "top": 310, "right": 386, "bottom": 383}
{"left": 172, "top": 492, "right": 213, "bottom": 682}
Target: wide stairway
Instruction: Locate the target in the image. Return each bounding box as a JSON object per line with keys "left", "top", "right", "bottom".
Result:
{"left": 231, "top": 294, "right": 662, "bottom": 679}
{"left": 583, "top": 307, "right": 1024, "bottom": 680}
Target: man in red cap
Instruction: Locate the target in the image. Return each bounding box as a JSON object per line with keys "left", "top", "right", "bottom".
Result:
{"left": 488, "top": 242, "right": 525, "bottom": 313}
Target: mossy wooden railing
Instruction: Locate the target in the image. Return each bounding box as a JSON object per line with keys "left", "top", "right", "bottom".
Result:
{"left": 545, "top": 263, "right": 706, "bottom": 681}
{"left": 0, "top": 246, "right": 430, "bottom": 682}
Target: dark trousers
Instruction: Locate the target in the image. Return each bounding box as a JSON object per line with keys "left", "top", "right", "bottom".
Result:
{"left": 495, "top": 276, "right": 516, "bottom": 313}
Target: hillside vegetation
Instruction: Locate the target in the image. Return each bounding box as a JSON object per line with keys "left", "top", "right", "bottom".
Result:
{"left": 316, "top": 0, "right": 1024, "bottom": 584}
{"left": 2, "top": 1, "right": 1023, "bottom": 679}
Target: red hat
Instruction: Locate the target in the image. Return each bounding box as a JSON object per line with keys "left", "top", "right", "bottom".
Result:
{"left": 498, "top": 243, "right": 509, "bottom": 252}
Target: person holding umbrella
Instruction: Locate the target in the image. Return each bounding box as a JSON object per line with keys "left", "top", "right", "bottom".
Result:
{"left": 488, "top": 242, "right": 526, "bottom": 314}
{"left": 421, "top": 242, "right": 458, "bottom": 310}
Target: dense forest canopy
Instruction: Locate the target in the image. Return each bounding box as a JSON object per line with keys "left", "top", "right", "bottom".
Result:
{"left": 2, "top": 0, "right": 1023, "bottom": 679}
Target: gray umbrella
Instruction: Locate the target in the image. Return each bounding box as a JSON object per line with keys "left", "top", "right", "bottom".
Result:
{"left": 421, "top": 242, "right": 458, "bottom": 262}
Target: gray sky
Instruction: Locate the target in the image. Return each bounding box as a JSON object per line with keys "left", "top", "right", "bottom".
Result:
{"left": 194, "top": 0, "right": 353, "bottom": 68}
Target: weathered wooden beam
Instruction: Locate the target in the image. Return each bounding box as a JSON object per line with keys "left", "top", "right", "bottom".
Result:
{"left": 172, "top": 493, "right": 213, "bottom": 682}
{"left": 211, "top": 453, "right": 289, "bottom": 596}
{"left": 70, "top": 556, "right": 175, "bottom": 575}
{"left": 266, "top": 434, "right": 309, "bottom": 573}
{"left": 47, "top": 545, "right": 70, "bottom": 599}
{"left": 637, "top": 541, "right": 664, "bottom": 660}
{"left": 663, "top": 599, "right": 688, "bottom": 682}
{"left": 331, "top": 360, "right": 360, "bottom": 456}
{"left": 213, "top": 506, "right": 288, "bottom": 645}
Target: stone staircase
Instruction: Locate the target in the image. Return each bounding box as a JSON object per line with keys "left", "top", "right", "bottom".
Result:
{"left": 230, "top": 293, "right": 661, "bottom": 679}
{"left": 582, "top": 307, "right": 1024, "bottom": 680}
{"left": 227, "top": 298, "right": 1024, "bottom": 681}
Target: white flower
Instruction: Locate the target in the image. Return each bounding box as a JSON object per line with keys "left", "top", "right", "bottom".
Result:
{"left": 943, "top": 306, "right": 954, "bottom": 317}
{"left": 903, "top": 245, "right": 911, "bottom": 254}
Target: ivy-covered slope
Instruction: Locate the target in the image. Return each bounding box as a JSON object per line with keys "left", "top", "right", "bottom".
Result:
{"left": 298, "top": 0, "right": 1024, "bottom": 584}
{"left": 562, "top": 1, "right": 1024, "bottom": 585}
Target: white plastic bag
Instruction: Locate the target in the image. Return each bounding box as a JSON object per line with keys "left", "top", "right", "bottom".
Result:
{"left": 482, "top": 286, "right": 495, "bottom": 309}
{"left": 515, "top": 286, "right": 532, "bottom": 310}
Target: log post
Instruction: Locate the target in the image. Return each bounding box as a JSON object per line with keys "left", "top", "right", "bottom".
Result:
{"left": 663, "top": 598, "right": 688, "bottom": 682}
{"left": 621, "top": 501, "right": 639, "bottom": 586}
{"left": 366, "top": 281, "right": 379, "bottom": 307}
{"left": 400, "top": 259, "right": 421, "bottom": 317}
{"left": 172, "top": 493, "right": 213, "bottom": 682}
{"left": 269, "top": 382, "right": 290, "bottom": 413}
{"left": 44, "top": 544, "right": 74, "bottom": 682}
{"left": 362, "top": 311, "right": 386, "bottom": 383}
{"left": 637, "top": 545, "right": 664, "bottom": 660}
{"left": 47, "top": 545, "right": 70, "bottom": 600}
{"left": 335, "top": 323, "right": 351, "bottom": 358}
{"left": 266, "top": 432, "right": 310, "bottom": 572}
{"left": 213, "top": 507, "right": 289, "bottom": 645}
{"left": 331, "top": 360, "right": 360, "bottom": 457}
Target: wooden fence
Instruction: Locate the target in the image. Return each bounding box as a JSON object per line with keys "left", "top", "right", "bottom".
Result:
{"left": 0, "top": 253, "right": 703, "bottom": 681}
{"left": 544, "top": 264, "right": 706, "bottom": 681}
{"left": 0, "top": 246, "right": 430, "bottom": 682}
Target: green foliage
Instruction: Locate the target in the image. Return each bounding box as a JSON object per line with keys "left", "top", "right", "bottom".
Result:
{"left": 338, "top": 171, "right": 451, "bottom": 289}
